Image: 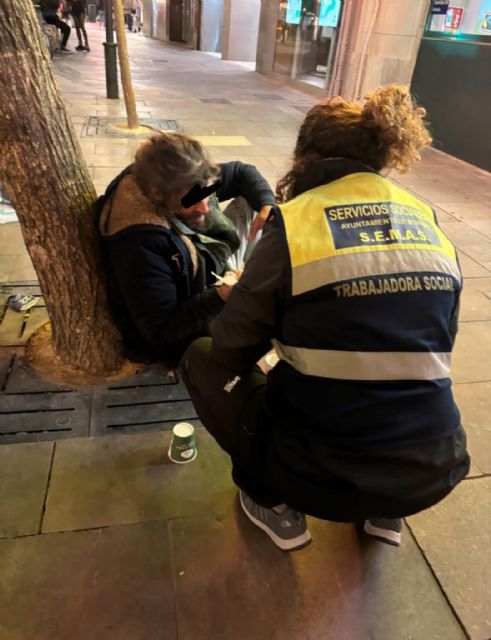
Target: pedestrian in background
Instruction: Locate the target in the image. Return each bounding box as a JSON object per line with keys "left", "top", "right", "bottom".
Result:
{"left": 134, "top": 0, "right": 142, "bottom": 32}
{"left": 122, "top": 0, "right": 134, "bottom": 31}
{"left": 41, "top": 0, "right": 71, "bottom": 51}
{"left": 71, "top": 0, "right": 90, "bottom": 51}
{"left": 96, "top": 0, "right": 105, "bottom": 27}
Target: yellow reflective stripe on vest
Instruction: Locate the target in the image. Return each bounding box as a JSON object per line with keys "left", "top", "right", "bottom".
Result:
{"left": 280, "top": 173, "right": 459, "bottom": 296}
{"left": 273, "top": 340, "right": 451, "bottom": 381}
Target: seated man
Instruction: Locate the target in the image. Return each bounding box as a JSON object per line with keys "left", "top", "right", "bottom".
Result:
{"left": 40, "top": 0, "right": 71, "bottom": 51}
{"left": 96, "top": 132, "right": 274, "bottom": 365}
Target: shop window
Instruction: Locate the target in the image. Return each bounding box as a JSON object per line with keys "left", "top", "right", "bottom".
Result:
{"left": 273, "top": 0, "right": 343, "bottom": 88}
{"left": 426, "top": 0, "right": 491, "bottom": 42}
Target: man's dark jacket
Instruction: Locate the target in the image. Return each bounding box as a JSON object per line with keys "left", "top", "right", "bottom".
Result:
{"left": 96, "top": 161, "right": 275, "bottom": 364}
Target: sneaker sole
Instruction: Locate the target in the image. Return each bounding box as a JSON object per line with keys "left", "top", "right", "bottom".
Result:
{"left": 239, "top": 492, "right": 312, "bottom": 552}
{"left": 363, "top": 520, "right": 402, "bottom": 546}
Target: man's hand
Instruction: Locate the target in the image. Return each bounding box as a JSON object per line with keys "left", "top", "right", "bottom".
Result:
{"left": 249, "top": 205, "right": 273, "bottom": 240}
{"left": 216, "top": 284, "right": 235, "bottom": 302}
{"left": 213, "top": 270, "right": 238, "bottom": 301}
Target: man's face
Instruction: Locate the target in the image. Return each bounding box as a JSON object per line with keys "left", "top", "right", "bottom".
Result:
{"left": 175, "top": 196, "right": 211, "bottom": 229}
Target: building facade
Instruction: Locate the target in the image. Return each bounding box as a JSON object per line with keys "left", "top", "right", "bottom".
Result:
{"left": 140, "top": 0, "right": 256, "bottom": 56}
{"left": 140, "top": 0, "right": 490, "bottom": 170}
{"left": 256, "top": 0, "right": 430, "bottom": 98}
{"left": 411, "top": 0, "right": 491, "bottom": 170}
{"left": 255, "top": 0, "right": 490, "bottom": 170}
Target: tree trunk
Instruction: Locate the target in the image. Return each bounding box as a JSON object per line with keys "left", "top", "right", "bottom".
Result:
{"left": 114, "top": 0, "right": 139, "bottom": 129}
{"left": 0, "top": 0, "right": 124, "bottom": 375}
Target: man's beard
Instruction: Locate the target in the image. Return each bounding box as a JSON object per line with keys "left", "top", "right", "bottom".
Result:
{"left": 174, "top": 210, "right": 212, "bottom": 232}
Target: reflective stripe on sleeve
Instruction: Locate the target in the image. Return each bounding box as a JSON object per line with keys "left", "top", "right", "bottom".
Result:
{"left": 273, "top": 340, "right": 452, "bottom": 381}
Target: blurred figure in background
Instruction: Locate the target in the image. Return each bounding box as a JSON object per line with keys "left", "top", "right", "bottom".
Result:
{"left": 96, "top": 0, "right": 105, "bottom": 27}
{"left": 41, "top": 0, "right": 71, "bottom": 51}
{"left": 72, "top": 0, "right": 90, "bottom": 51}
{"left": 122, "top": 0, "right": 134, "bottom": 30}
{"left": 133, "top": 0, "right": 142, "bottom": 32}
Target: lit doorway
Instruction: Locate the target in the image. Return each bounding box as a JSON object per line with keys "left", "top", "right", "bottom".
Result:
{"left": 169, "top": 0, "right": 201, "bottom": 48}
{"left": 273, "top": 0, "right": 343, "bottom": 89}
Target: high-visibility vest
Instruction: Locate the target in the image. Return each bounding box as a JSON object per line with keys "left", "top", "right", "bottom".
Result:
{"left": 274, "top": 172, "right": 462, "bottom": 383}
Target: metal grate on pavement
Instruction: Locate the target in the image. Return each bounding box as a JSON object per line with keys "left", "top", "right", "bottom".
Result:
{"left": 199, "top": 98, "right": 231, "bottom": 104}
{"left": 254, "top": 94, "right": 286, "bottom": 101}
{"left": 0, "top": 286, "right": 200, "bottom": 444}
{"left": 82, "top": 116, "right": 180, "bottom": 137}
{"left": 0, "top": 352, "right": 91, "bottom": 445}
{"left": 91, "top": 364, "right": 201, "bottom": 436}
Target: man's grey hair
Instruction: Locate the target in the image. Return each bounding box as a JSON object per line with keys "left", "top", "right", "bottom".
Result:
{"left": 133, "top": 132, "right": 219, "bottom": 203}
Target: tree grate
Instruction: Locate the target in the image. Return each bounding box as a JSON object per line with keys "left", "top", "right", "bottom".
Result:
{"left": 0, "top": 352, "right": 91, "bottom": 444}
{"left": 131, "top": 57, "right": 169, "bottom": 64}
{"left": 0, "top": 286, "right": 200, "bottom": 444}
{"left": 90, "top": 368, "right": 200, "bottom": 437}
{"left": 254, "top": 94, "right": 286, "bottom": 101}
{"left": 199, "top": 98, "right": 231, "bottom": 104}
{"left": 82, "top": 116, "right": 180, "bottom": 138}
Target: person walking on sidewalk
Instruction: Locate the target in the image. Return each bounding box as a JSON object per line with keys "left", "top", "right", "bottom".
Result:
{"left": 180, "top": 84, "right": 470, "bottom": 552}
{"left": 122, "top": 0, "right": 135, "bottom": 30}
{"left": 95, "top": 132, "right": 274, "bottom": 366}
{"left": 96, "top": 0, "right": 105, "bottom": 27}
{"left": 133, "top": 0, "right": 142, "bottom": 32}
{"left": 71, "top": 0, "right": 90, "bottom": 51}
{"left": 41, "top": 0, "right": 71, "bottom": 51}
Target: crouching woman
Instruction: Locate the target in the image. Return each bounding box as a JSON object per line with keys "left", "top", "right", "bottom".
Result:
{"left": 180, "top": 84, "right": 470, "bottom": 551}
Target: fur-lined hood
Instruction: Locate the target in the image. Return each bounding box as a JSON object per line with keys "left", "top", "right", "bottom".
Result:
{"left": 99, "top": 173, "right": 198, "bottom": 275}
{"left": 99, "top": 173, "right": 171, "bottom": 236}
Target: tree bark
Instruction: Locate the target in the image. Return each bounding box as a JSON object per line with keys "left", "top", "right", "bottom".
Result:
{"left": 0, "top": 0, "right": 124, "bottom": 375}
{"left": 113, "top": 0, "right": 139, "bottom": 128}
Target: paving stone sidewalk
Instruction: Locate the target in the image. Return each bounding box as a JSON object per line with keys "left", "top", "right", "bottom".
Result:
{"left": 1, "top": 24, "right": 490, "bottom": 640}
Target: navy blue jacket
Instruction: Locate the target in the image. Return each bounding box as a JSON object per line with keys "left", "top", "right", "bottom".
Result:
{"left": 97, "top": 161, "right": 275, "bottom": 364}
{"left": 211, "top": 159, "right": 469, "bottom": 520}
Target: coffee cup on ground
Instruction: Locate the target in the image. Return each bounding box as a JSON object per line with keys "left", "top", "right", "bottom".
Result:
{"left": 168, "top": 422, "right": 197, "bottom": 464}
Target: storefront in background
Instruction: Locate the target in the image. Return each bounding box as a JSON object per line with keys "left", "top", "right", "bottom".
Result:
{"left": 425, "top": 0, "right": 491, "bottom": 36}
{"left": 168, "top": 0, "right": 200, "bottom": 48}
{"left": 272, "top": 0, "right": 343, "bottom": 90}
{"left": 143, "top": 0, "right": 198, "bottom": 47}
{"left": 411, "top": 0, "right": 491, "bottom": 170}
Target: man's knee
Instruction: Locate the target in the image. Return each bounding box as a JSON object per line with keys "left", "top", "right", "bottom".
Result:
{"left": 180, "top": 337, "right": 213, "bottom": 384}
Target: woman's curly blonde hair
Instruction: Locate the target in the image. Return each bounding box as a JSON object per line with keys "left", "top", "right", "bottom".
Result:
{"left": 276, "top": 84, "right": 432, "bottom": 203}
